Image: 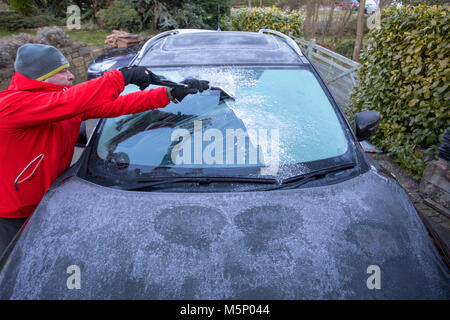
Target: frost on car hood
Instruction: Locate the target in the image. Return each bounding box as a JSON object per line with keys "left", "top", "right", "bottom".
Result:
{"left": 0, "top": 170, "right": 449, "bottom": 299}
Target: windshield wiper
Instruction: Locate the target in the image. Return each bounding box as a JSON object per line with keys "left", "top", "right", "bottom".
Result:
{"left": 112, "top": 176, "right": 278, "bottom": 191}
{"left": 250, "top": 162, "right": 357, "bottom": 192}
{"left": 110, "top": 162, "right": 356, "bottom": 191}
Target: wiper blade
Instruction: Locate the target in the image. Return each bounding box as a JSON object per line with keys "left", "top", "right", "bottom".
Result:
{"left": 110, "top": 163, "right": 356, "bottom": 191}
{"left": 282, "top": 162, "right": 356, "bottom": 184}
{"left": 251, "top": 162, "right": 357, "bottom": 191}
{"left": 112, "top": 176, "right": 277, "bottom": 191}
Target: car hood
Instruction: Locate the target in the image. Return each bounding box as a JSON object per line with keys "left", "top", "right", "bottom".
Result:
{"left": 0, "top": 169, "right": 448, "bottom": 299}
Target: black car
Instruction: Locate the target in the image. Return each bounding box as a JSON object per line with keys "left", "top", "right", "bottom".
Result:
{"left": 0, "top": 29, "right": 448, "bottom": 299}
{"left": 86, "top": 46, "right": 138, "bottom": 80}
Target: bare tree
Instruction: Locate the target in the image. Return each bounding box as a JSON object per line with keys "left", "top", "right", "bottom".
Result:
{"left": 304, "top": 0, "right": 315, "bottom": 37}
{"left": 303, "top": 0, "right": 314, "bottom": 37}
{"left": 248, "top": 0, "right": 252, "bottom": 8}
{"left": 336, "top": 6, "right": 355, "bottom": 40}
{"left": 352, "top": 0, "right": 366, "bottom": 61}
{"left": 260, "top": 0, "right": 264, "bottom": 7}
{"left": 325, "top": 0, "right": 336, "bottom": 34}
{"left": 311, "top": 0, "right": 321, "bottom": 37}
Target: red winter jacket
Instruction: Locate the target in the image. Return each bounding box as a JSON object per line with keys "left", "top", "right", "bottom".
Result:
{"left": 0, "top": 70, "right": 170, "bottom": 219}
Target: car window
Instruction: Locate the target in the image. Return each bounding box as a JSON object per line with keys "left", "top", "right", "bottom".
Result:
{"left": 94, "top": 67, "right": 351, "bottom": 179}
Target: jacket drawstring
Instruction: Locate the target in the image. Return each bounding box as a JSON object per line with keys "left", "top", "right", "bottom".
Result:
{"left": 14, "top": 154, "right": 44, "bottom": 191}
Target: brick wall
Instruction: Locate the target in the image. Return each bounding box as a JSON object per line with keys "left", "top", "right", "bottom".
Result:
{"left": 0, "top": 42, "right": 112, "bottom": 90}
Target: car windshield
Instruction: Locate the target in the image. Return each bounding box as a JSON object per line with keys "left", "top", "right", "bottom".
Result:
{"left": 90, "top": 66, "right": 354, "bottom": 182}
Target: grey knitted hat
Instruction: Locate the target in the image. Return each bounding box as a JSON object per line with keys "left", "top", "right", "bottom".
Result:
{"left": 14, "top": 44, "right": 69, "bottom": 81}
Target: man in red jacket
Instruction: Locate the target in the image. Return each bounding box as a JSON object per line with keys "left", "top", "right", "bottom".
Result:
{"left": 0, "top": 43, "right": 208, "bottom": 254}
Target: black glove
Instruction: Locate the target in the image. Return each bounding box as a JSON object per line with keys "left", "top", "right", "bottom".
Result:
{"left": 181, "top": 78, "right": 209, "bottom": 92}
{"left": 167, "top": 77, "right": 209, "bottom": 103}
{"left": 168, "top": 86, "right": 199, "bottom": 103}
{"left": 119, "top": 66, "right": 161, "bottom": 90}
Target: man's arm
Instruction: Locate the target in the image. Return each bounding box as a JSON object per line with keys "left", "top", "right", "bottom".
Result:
{"left": 0, "top": 70, "right": 124, "bottom": 128}
{"left": 81, "top": 87, "right": 170, "bottom": 120}
{"left": 80, "top": 70, "right": 211, "bottom": 120}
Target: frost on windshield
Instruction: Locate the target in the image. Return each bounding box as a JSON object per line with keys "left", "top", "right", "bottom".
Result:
{"left": 97, "top": 67, "right": 348, "bottom": 178}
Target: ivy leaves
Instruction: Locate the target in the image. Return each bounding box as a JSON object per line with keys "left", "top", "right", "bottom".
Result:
{"left": 349, "top": 5, "right": 449, "bottom": 178}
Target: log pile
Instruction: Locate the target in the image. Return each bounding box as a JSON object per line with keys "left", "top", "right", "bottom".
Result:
{"left": 105, "top": 30, "right": 143, "bottom": 48}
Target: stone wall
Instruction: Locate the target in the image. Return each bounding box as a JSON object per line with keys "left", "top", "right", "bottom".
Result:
{"left": 0, "top": 42, "right": 112, "bottom": 90}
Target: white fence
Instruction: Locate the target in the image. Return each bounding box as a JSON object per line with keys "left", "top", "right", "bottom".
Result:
{"left": 295, "top": 38, "right": 361, "bottom": 108}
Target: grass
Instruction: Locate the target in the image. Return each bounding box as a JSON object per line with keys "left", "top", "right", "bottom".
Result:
{"left": 0, "top": 29, "right": 36, "bottom": 38}
{"left": 65, "top": 29, "right": 109, "bottom": 47}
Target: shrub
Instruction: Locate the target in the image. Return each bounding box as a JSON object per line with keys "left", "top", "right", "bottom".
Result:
{"left": 0, "top": 10, "right": 64, "bottom": 30}
{"left": 220, "top": 7, "right": 305, "bottom": 38}
{"left": 120, "top": 0, "right": 231, "bottom": 30}
{"left": 0, "top": 33, "right": 39, "bottom": 68}
{"left": 0, "top": 50, "right": 13, "bottom": 69}
{"left": 172, "top": 3, "right": 209, "bottom": 29}
{"left": 343, "top": 16, "right": 370, "bottom": 37}
{"left": 9, "top": 0, "right": 35, "bottom": 16}
{"left": 0, "top": 11, "right": 36, "bottom": 30}
{"left": 349, "top": 5, "right": 449, "bottom": 178}
{"left": 193, "top": 0, "right": 232, "bottom": 29}
{"left": 335, "top": 38, "right": 355, "bottom": 59}
{"left": 121, "top": 0, "right": 155, "bottom": 28}
{"left": 37, "top": 27, "right": 71, "bottom": 48}
{"left": 96, "top": 1, "right": 143, "bottom": 33}
{"left": 0, "top": 28, "right": 72, "bottom": 69}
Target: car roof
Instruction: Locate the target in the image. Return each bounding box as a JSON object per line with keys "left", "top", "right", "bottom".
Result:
{"left": 136, "top": 29, "right": 307, "bottom": 68}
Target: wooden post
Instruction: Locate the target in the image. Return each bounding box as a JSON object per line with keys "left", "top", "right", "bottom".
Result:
{"left": 307, "top": 38, "right": 316, "bottom": 58}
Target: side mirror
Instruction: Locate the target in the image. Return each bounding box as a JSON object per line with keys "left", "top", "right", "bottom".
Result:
{"left": 76, "top": 121, "right": 88, "bottom": 148}
{"left": 354, "top": 110, "right": 380, "bottom": 141}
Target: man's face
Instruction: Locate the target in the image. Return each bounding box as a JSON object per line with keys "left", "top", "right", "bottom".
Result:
{"left": 42, "top": 68, "right": 74, "bottom": 86}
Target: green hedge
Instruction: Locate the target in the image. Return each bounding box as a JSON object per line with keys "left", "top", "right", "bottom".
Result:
{"left": 0, "top": 10, "right": 63, "bottom": 30}
{"left": 335, "top": 38, "right": 356, "bottom": 59}
{"left": 349, "top": 5, "right": 449, "bottom": 178}
{"left": 9, "top": 0, "right": 35, "bottom": 16}
{"left": 220, "top": 7, "right": 304, "bottom": 38}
